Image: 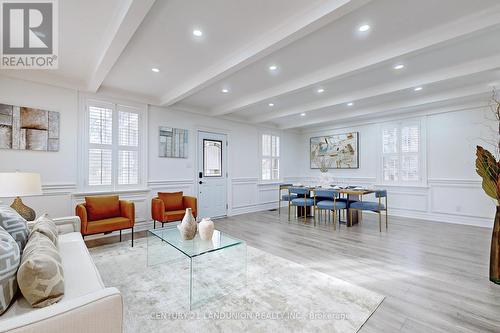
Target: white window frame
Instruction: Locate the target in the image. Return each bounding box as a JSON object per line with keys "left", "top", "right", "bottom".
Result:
{"left": 78, "top": 95, "right": 148, "bottom": 192}
{"left": 379, "top": 118, "right": 426, "bottom": 186}
{"left": 260, "top": 133, "right": 280, "bottom": 181}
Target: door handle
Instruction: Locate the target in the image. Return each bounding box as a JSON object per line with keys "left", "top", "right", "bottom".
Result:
{"left": 199, "top": 181, "right": 203, "bottom": 184}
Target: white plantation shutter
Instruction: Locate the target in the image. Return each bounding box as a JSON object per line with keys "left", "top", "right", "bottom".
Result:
{"left": 262, "top": 134, "right": 280, "bottom": 180}
{"left": 86, "top": 101, "right": 142, "bottom": 188}
{"left": 382, "top": 122, "right": 420, "bottom": 183}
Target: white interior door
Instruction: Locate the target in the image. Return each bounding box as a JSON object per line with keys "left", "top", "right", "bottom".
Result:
{"left": 197, "top": 131, "right": 227, "bottom": 219}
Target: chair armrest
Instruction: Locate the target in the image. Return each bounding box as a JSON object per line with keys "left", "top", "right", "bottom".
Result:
{"left": 183, "top": 196, "right": 197, "bottom": 218}
{"left": 75, "top": 204, "right": 88, "bottom": 234}
{"left": 151, "top": 198, "right": 165, "bottom": 222}
{"left": 119, "top": 200, "right": 135, "bottom": 225}
{"left": 53, "top": 216, "right": 81, "bottom": 234}
{"left": 0, "top": 288, "right": 122, "bottom": 333}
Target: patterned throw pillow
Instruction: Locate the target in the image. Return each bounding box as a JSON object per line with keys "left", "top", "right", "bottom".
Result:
{"left": 17, "top": 232, "right": 64, "bottom": 308}
{"left": 31, "top": 214, "right": 58, "bottom": 246}
{"left": 0, "top": 206, "right": 29, "bottom": 253}
{"left": 0, "top": 226, "right": 20, "bottom": 315}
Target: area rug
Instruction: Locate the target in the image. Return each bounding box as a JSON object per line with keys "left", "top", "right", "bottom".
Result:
{"left": 89, "top": 238, "right": 384, "bottom": 333}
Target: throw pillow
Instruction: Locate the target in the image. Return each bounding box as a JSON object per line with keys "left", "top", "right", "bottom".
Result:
{"left": 17, "top": 232, "right": 64, "bottom": 308}
{"left": 31, "top": 214, "right": 58, "bottom": 246}
{"left": 0, "top": 205, "right": 29, "bottom": 253}
{"left": 158, "top": 192, "right": 184, "bottom": 211}
{"left": 0, "top": 226, "right": 20, "bottom": 315}
{"left": 85, "top": 195, "right": 120, "bottom": 221}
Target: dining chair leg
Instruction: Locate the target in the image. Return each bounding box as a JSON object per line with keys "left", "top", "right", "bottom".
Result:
{"left": 385, "top": 210, "right": 388, "bottom": 230}
{"left": 333, "top": 210, "right": 336, "bottom": 230}
{"left": 288, "top": 203, "right": 291, "bottom": 221}
{"left": 379, "top": 212, "right": 382, "bottom": 232}
{"left": 349, "top": 209, "right": 353, "bottom": 227}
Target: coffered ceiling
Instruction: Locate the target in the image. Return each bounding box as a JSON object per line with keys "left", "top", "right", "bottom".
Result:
{"left": 1, "top": 0, "right": 499, "bottom": 131}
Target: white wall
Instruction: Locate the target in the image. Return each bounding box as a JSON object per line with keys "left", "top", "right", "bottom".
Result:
{"left": 0, "top": 76, "right": 302, "bottom": 229}
{"left": 298, "top": 105, "right": 497, "bottom": 227}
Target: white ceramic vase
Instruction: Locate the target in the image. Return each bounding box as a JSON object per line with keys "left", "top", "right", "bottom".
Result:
{"left": 198, "top": 218, "right": 214, "bottom": 241}
{"left": 177, "top": 208, "right": 197, "bottom": 240}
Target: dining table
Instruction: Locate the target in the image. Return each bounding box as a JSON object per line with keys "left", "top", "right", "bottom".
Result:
{"left": 286, "top": 184, "right": 374, "bottom": 226}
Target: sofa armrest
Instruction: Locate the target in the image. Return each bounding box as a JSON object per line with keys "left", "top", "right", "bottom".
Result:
{"left": 151, "top": 198, "right": 165, "bottom": 222}
{"left": 0, "top": 288, "right": 123, "bottom": 333}
{"left": 183, "top": 196, "right": 197, "bottom": 218}
{"left": 119, "top": 200, "right": 135, "bottom": 226}
{"left": 52, "top": 216, "right": 81, "bottom": 235}
{"left": 75, "top": 204, "right": 88, "bottom": 234}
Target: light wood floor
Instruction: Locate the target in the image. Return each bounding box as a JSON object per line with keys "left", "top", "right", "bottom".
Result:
{"left": 86, "top": 210, "right": 500, "bottom": 332}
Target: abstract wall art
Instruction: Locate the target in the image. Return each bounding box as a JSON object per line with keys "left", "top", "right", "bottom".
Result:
{"left": 159, "top": 126, "right": 188, "bottom": 158}
{"left": 0, "top": 104, "right": 60, "bottom": 151}
{"left": 310, "top": 132, "right": 359, "bottom": 169}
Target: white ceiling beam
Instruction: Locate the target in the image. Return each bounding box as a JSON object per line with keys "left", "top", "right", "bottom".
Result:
{"left": 252, "top": 55, "right": 500, "bottom": 123}
{"left": 279, "top": 84, "right": 490, "bottom": 130}
{"left": 159, "top": 0, "right": 372, "bottom": 106}
{"left": 213, "top": 5, "right": 500, "bottom": 116}
{"left": 86, "top": 0, "right": 157, "bottom": 92}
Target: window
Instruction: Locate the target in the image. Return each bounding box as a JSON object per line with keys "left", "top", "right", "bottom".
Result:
{"left": 382, "top": 121, "right": 420, "bottom": 183}
{"left": 84, "top": 100, "right": 144, "bottom": 189}
{"left": 261, "top": 134, "right": 280, "bottom": 180}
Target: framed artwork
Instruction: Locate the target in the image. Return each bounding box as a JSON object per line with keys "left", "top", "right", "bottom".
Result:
{"left": 0, "top": 104, "right": 60, "bottom": 151}
{"left": 310, "top": 132, "right": 359, "bottom": 169}
{"left": 159, "top": 126, "right": 188, "bottom": 158}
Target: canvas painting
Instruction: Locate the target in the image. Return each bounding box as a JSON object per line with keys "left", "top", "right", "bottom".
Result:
{"left": 159, "top": 126, "right": 188, "bottom": 158}
{"left": 310, "top": 132, "right": 359, "bottom": 169}
{"left": 0, "top": 104, "right": 60, "bottom": 151}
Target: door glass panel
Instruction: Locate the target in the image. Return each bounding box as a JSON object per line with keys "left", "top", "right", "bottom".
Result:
{"left": 203, "top": 139, "right": 222, "bottom": 177}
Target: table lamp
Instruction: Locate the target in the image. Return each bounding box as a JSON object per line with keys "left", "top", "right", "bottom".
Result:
{"left": 0, "top": 172, "right": 42, "bottom": 221}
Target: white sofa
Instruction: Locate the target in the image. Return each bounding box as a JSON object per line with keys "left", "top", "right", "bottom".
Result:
{"left": 0, "top": 216, "right": 123, "bottom": 333}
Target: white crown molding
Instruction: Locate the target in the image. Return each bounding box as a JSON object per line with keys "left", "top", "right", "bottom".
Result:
{"left": 212, "top": 5, "right": 500, "bottom": 116}
{"left": 159, "top": 0, "right": 371, "bottom": 106}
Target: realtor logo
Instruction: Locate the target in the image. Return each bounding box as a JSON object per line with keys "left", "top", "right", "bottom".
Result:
{"left": 1, "top": 0, "right": 58, "bottom": 69}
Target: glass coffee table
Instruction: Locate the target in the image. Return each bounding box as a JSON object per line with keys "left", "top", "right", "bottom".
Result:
{"left": 147, "top": 225, "right": 247, "bottom": 310}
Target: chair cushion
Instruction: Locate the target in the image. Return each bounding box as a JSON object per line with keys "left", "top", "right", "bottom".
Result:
{"left": 316, "top": 200, "right": 347, "bottom": 210}
{"left": 0, "top": 226, "right": 20, "bottom": 315}
{"left": 158, "top": 192, "right": 184, "bottom": 211}
{"left": 350, "top": 201, "right": 385, "bottom": 211}
{"left": 85, "top": 196, "right": 120, "bottom": 221}
{"left": 291, "top": 198, "right": 315, "bottom": 206}
{"left": 281, "top": 194, "right": 297, "bottom": 201}
{"left": 17, "top": 232, "right": 64, "bottom": 308}
{"left": 86, "top": 217, "right": 131, "bottom": 234}
{"left": 164, "top": 209, "right": 186, "bottom": 222}
{"left": 0, "top": 205, "right": 29, "bottom": 253}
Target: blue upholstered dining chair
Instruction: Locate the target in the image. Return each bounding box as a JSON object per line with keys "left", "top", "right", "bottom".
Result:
{"left": 278, "top": 184, "right": 295, "bottom": 215}
{"left": 349, "top": 190, "right": 388, "bottom": 232}
{"left": 314, "top": 189, "right": 347, "bottom": 230}
{"left": 288, "top": 187, "right": 315, "bottom": 222}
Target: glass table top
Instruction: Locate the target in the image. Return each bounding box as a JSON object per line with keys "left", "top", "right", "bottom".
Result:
{"left": 148, "top": 226, "right": 244, "bottom": 258}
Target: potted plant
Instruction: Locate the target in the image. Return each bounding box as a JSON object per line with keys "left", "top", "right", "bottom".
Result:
{"left": 476, "top": 90, "right": 500, "bottom": 284}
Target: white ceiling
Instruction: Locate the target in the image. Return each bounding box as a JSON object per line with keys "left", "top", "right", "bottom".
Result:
{"left": 1, "top": 0, "right": 499, "bottom": 131}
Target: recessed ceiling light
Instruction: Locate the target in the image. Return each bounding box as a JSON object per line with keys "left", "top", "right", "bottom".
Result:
{"left": 151, "top": 68, "right": 160, "bottom": 73}
{"left": 192, "top": 29, "right": 203, "bottom": 37}
{"left": 347, "top": 102, "right": 354, "bottom": 106}
{"left": 300, "top": 113, "right": 306, "bottom": 117}
{"left": 414, "top": 87, "right": 423, "bottom": 91}
{"left": 358, "top": 24, "right": 370, "bottom": 32}
{"left": 268, "top": 103, "right": 274, "bottom": 107}
{"left": 221, "top": 88, "right": 229, "bottom": 93}
{"left": 269, "top": 65, "right": 278, "bottom": 71}
{"left": 317, "top": 88, "right": 325, "bottom": 93}
{"left": 393, "top": 64, "right": 405, "bottom": 70}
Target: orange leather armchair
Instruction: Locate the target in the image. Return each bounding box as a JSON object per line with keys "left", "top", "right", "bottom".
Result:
{"left": 152, "top": 192, "right": 197, "bottom": 228}
{"left": 76, "top": 195, "right": 135, "bottom": 246}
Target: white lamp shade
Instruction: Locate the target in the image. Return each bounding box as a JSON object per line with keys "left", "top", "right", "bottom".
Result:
{"left": 0, "top": 173, "right": 43, "bottom": 198}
